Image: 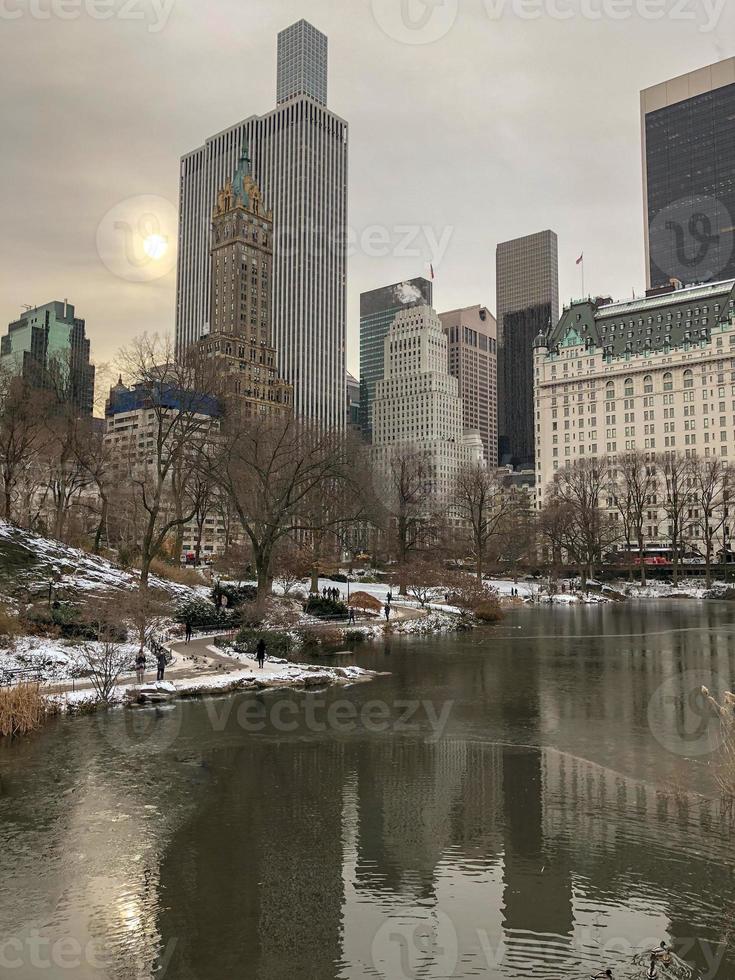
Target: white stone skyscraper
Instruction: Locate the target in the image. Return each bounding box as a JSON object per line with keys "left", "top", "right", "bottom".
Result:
{"left": 372, "top": 305, "right": 484, "bottom": 504}
{"left": 176, "top": 21, "right": 348, "bottom": 428}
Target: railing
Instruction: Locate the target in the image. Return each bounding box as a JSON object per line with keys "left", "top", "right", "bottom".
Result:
{"left": 0, "top": 666, "right": 48, "bottom": 688}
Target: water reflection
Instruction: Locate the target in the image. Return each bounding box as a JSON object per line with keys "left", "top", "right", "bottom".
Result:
{"left": 0, "top": 603, "right": 734, "bottom": 979}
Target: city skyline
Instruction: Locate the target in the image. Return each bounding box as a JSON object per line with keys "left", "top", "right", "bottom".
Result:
{"left": 3, "top": 1, "right": 733, "bottom": 380}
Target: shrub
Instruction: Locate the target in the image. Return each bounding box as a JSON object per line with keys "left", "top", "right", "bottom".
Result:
{"left": 304, "top": 596, "right": 348, "bottom": 619}
{"left": 211, "top": 583, "right": 257, "bottom": 609}
{"left": 149, "top": 558, "right": 203, "bottom": 587}
{"left": 175, "top": 598, "right": 237, "bottom": 630}
{"left": 24, "top": 603, "right": 127, "bottom": 642}
{"left": 474, "top": 598, "right": 504, "bottom": 623}
{"left": 0, "top": 683, "right": 47, "bottom": 738}
{"left": 0, "top": 605, "right": 19, "bottom": 639}
{"left": 234, "top": 628, "right": 292, "bottom": 658}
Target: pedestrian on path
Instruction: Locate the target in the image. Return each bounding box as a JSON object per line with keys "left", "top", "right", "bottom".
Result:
{"left": 384, "top": 602, "right": 391, "bottom": 622}
{"left": 135, "top": 652, "right": 146, "bottom": 685}
{"left": 348, "top": 607, "right": 356, "bottom": 624}
{"left": 156, "top": 650, "right": 167, "bottom": 682}
{"left": 185, "top": 619, "right": 193, "bottom": 644}
{"left": 256, "top": 638, "right": 267, "bottom": 669}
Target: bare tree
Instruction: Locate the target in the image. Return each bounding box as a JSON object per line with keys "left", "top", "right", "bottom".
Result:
{"left": 378, "top": 446, "right": 440, "bottom": 595}
{"left": 0, "top": 371, "right": 49, "bottom": 524}
{"left": 403, "top": 558, "right": 448, "bottom": 607}
{"left": 77, "top": 627, "right": 133, "bottom": 703}
{"left": 453, "top": 463, "right": 518, "bottom": 582}
{"left": 537, "top": 495, "right": 575, "bottom": 589}
{"left": 612, "top": 451, "right": 658, "bottom": 586}
{"left": 657, "top": 453, "right": 691, "bottom": 587}
{"left": 271, "top": 541, "right": 312, "bottom": 597}
{"left": 78, "top": 423, "right": 115, "bottom": 554}
{"left": 550, "top": 458, "right": 620, "bottom": 587}
{"left": 690, "top": 456, "right": 730, "bottom": 587}
{"left": 116, "top": 335, "right": 224, "bottom": 590}
{"left": 214, "top": 412, "right": 364, "bottom": 618}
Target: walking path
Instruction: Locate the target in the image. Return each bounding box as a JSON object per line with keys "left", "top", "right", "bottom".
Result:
{"left": 44, "top": 633, "right": 237, "bottom": 697}
{"left": 43, "top": 602, "right": 428, "bottom": 699}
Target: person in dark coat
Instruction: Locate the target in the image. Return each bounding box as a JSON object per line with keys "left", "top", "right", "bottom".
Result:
{"left": 184, "top": 619, "right": 193, "bottom": 644}
{"left": 135, "top": 652, "right": 146, "bottom": 685}
{"left": 256, "top": 638, "right": 267, "bottom": 669}
{"left": 156, "top": 650, "right": 167, "bottom": 682}
{"left": 384, "top": 603, "right": 391, "bottom": 622}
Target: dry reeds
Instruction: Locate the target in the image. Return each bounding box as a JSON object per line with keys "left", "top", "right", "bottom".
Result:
{"left": 148, "top": 558, "right": 203, "bottom": 587}
{"left": 702, "top": 687, "right": 735, "bottom": 807}
{"left": 0, "top": 683, "right": 47, "bottom": 738}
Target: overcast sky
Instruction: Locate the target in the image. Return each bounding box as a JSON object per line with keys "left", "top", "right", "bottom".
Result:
{"left": 1, "top": 0, "right": 733, "bottom": 389}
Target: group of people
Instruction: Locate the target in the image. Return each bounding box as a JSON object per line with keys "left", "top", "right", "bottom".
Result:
{"left": 134, "top": 649, "right": 168, "bottom": 685}
{"left": 322, "top": 586, "right": 342, "bottom": 602}
{"left": 592, "top": 942, "right": 673, "bottom": 980}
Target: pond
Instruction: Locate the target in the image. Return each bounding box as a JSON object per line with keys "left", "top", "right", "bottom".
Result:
{"left": 1, "top": 601, "right": 734, "bottom": 979}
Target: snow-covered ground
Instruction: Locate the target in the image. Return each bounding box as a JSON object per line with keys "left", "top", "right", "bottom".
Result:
{"left": 0, "top": 520, "right": 208, "bottom": 600}
{"left": 51, "top": 659, "right": 377, "bottom": 711}
{"left": 0, "top": 636, "right": 145, "bottom": 684}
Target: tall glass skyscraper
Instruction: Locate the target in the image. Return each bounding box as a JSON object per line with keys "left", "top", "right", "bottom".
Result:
{"left": 176, "top": 22, "right": 348, "bottom": 429}
{"left": 496, "top": 230, "right": 559, "bottom": 468}
{"left": 359, "top": 278, "right": 433, "bottom": 442}
{"left": 277, "top": 20, "right": 328, "bottom": 106}
{"left": 642, "top": 58, "right": 735, "bottom": 290}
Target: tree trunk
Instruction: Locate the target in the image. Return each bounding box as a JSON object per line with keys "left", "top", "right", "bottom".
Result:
{"left": 637, "top": 531, "right": 647, "bottom": 587}
{"left": 94, "top": 496, "right": 109, "bottom": 555}
{"left": 255, "top": 550, "right": 272, "bottom": 619}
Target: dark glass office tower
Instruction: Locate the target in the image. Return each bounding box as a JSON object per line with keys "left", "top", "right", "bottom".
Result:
{"left": 642, "top": 59, "right": 735, "bottom": 290}
{"left": 496, "top": 230, "right": 559, "bottom": 469}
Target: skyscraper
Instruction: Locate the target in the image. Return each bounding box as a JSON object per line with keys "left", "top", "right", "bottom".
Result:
{"left": 195, "top": 146, "right": 292, "bottom": 419}
{"left": 642, "top": 58, "right": 735, "bottom": 291}
{"left": 372, "top": 304, "right": 484, "bottom": 504}
{"left": 496, "top": 230, "right": 559, "bottom": 468}
{"left": 359, "top": 278, "right": 433, "bottom": 442}
{"left": 0, "top": 300, "right": 95, "bottom": 416}
{"left": 439, "top": 305, "right": 497, "bottom": 464}
{"left": 277, "top": 19, "right": 328, "bottom": 106}
{"left": 176, "top": 21, "right": 348, "bottom": 429}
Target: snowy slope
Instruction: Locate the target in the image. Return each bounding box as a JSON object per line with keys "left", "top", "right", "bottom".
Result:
{"left": 0, "top": 521, "right": 203, "bottom": 601}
